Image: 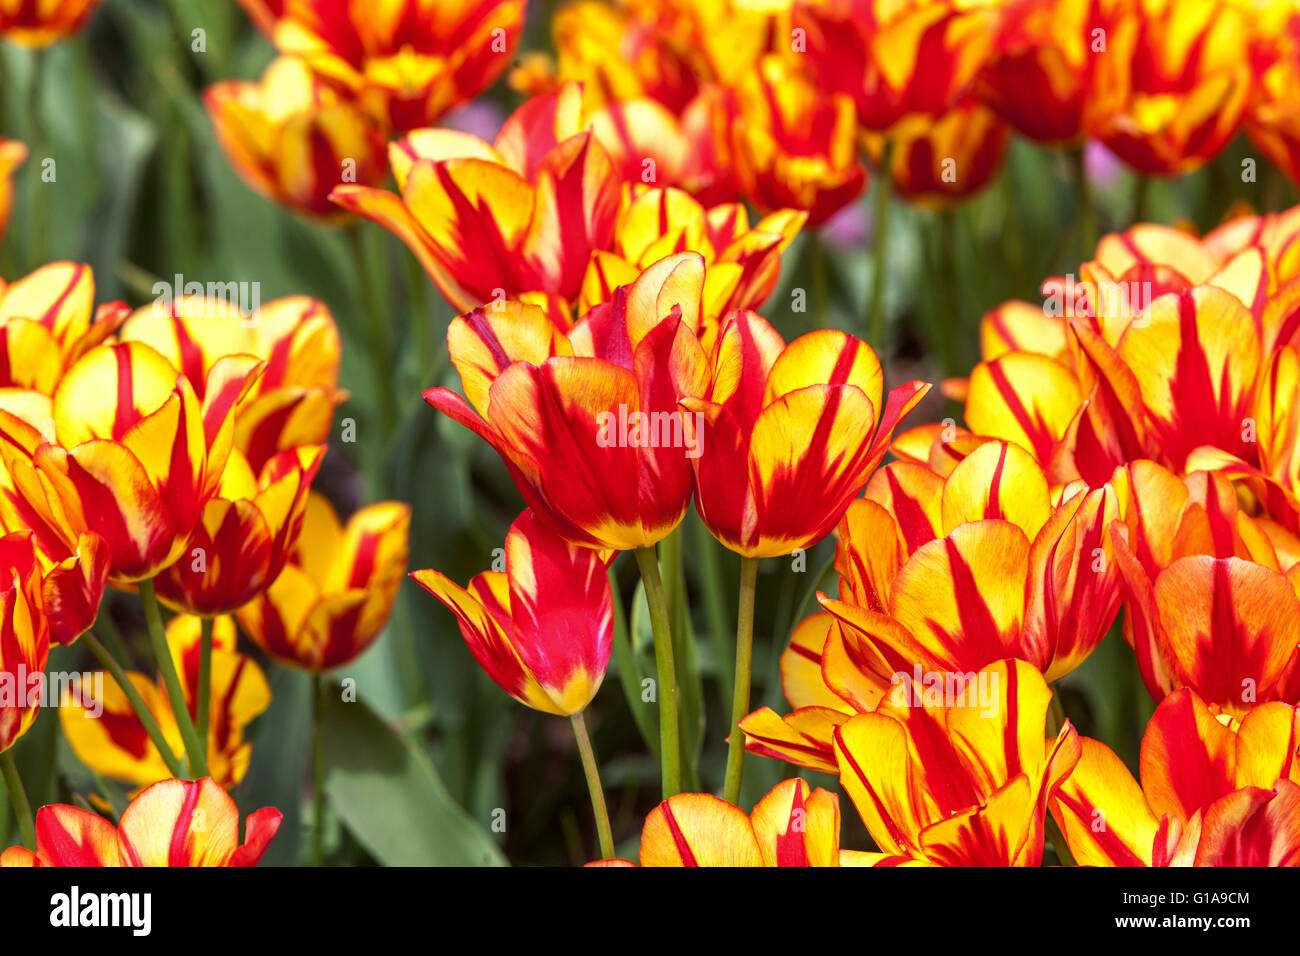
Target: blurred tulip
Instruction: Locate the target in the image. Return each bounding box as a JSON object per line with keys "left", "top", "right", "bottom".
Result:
{"left": 0, "top": 342, "right": 261, "bottom": 583}
{"left": 205, "top": 56, "right": 388, "bottom": 220}
{"left": 59, "top": 616, "right": 270, "bottom": 791}
{"left": 426, "top": 253, "right": 710, "bottom": 550}
{"left": 0, "top": 0, "right": 102, "bottom": 47}
{"left": 682, "top": 309, "right": 928, "bottom": 557}
{"left": 729, "top": 54, "right": 866, "bottom": 226}
{"left": 0, "top": 776, "right": 281, "bottom": 866}
{"left": 593, "top": 778, "right": 847, "bottom": 866}
{"left": 236, "top": 492, "right": 410, "bottom": 672}
{"left": 1052, "top": 689, "right": 1300, "bottom": 865}
{"left": 121, "top": 293, "right": 346, "bottom": 473}
{"left": 0, "top": 262, "right": 129, "bottom": 394}
{"left": 834, "top": 659, "right": 1081, "bottom": 866}
{"left": 1248, "top": 8, "right": 1300, "bottom": 186}
{"left": 332, "top": 83, "right": 622, "bottom": 326}
{"left": 0, "top": 532, "right": 49, "bottom": 755}
{"left": 413, "top": 509, "right": 612, "bottom": 715}
{"left": 1094, "top": 0, "right": 1252, "bottom": 175}
{"left": 154, "top": 446, "right": 323, "bottom": 616}
{"left": 266, "top": 0, "right": 526, "bottom": 132}
{"left": 0, "top": 139, "right": 25, "bottom": 242}
{"left": 880, "top": 99, "right": 1010, "bottom": 208}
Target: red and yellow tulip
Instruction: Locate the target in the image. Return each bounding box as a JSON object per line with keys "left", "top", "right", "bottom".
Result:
{"left": 413, "top": 509, "right": 612, "bottom": 716}
{"left": 260, "top": 0, "right": 525, "bottom": 132}
{"left": 0, "top": 0, "right": 103, "bottom": 47}
{"left": 425, "top": 254, "right": 711, "bottom": 551}
{"left": 878, "top": 99, "right": 1010, "bottom": 208}
{"left": 0, "top": 776, "right": 281, "bottom": 866}
{"left": 0, "top": 532, "right": 49, "bottom": 755}
{"left": 236, "top": 492, "right": 410, "bottom": 672}
{"left": 1052, "top": 688, "right": 1300, "bottom": 865}
{"left": 205, "top": 56, "right": 389, "bottom": 220}
{"left": 59, "top": 615, "right": 270, "bottom": 791}
{"left": 682, "top": 309, "right": 928, "bottom": 557}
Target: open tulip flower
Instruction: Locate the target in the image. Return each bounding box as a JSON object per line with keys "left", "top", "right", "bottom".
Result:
{"left": 1249, "top": 7, "right": 1300, "bottom": 186}
{"left": 0, "top": 776, "right": 281, "bottom": 866}
{"left": 427, "top": 253, "right": 710, "bottom": 551}
{"left": 413, "top": 508, "right": 612, "bottom": 716}
{"left": 1093, "top": 0, "right": 1252, "bottom": 176}
{"left": 0, "top": 532, "right": 50, "bottom": 755}
{"left": 0, "top": 138, "right": 25, "bottom": 242}
{"left": 875, "top": 98, "right": 1010, "bottom": 208}
{"left": 592, "top": 778, "right": 848, "bottom": 866}
{"left": 0, "top": 261, "right": 130, "bottom": 394}
{"left": 832, "top": 659, "right": 1081, "bottom": 866}
{"left": 120, "top": 293, "right": 347, "bottom": 474}
{"left": 0, "top": 0, "right": 103, "bottom": 47}
{"left": 154, "top": 445, "right": 323, "bottom": 616}
{"left": 251, "top": 0, "right": 525, "bottom": 132}
{"left": 236, "top": 492, "right": 410, "bottom": 672}
{"left": 59, "top": 615, "right": 270, "bottom": 791}
{"left": 1108, "top": 460, "right": 1300, "bottom": 713}
{"left": 1051, "top": 688, "right": 1300, "bottom": 866}
{"left": 205, "top": 55, "right": 389, "bottom": 220}
{"left": 0, "top": 341, "right": 262, "bottom": 584}
{"left": 682, "top": 308, "right": 928, "bottom": 558}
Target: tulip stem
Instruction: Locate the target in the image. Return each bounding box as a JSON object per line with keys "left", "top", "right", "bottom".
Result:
{"left": 195, "top": 617, "right": 213, "bottom": 768}
{"left": 1072, "top": 145, "right": 1097, "bottom": 257}
{"left": 866, "top": 139, "right": 894, "bottom": 355}
{"left": 82, "top": 632, "right": 185, "bottom": 778}
{"left": 347, "top": 226, "right": 397, "bottom": 451}
{"left": 312, "top": 673, "right": 327, "bottom": 867}
{"left": 139, "top": 579, "right": 208, "bottom": 779}
{"left": 633, "top": 545, "right": 681, "bottom": 798}
{"left": 1133, "top": 173, "right": 1150, "bottom": 225}
{"left": 570, "top": 713, "right": 614, "bottom": 859}
{"left": 809, "top": 231, "right": 828, "bottom": 328}
{"left": 723, "top": 556, "right": 759, "bottom": 806}
{"left": 0, "top": 750, "right": 35, "bottom": 850}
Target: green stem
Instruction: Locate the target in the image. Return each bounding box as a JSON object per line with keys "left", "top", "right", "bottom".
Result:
{"left": 633, "top": 545, "right": 681, "bottom": 798}
{"left": 570, "top": 713, "right": 614, "bottom": 859}
{"left": 867, "top": 139, "right": 894, "bottom": 354}
{"left": 0, "top": 750, "right": 35, "bottom": 850}
{"left": 195, "top": 617, "right": 213, "bottom": 769}
{"left": 138, "top": 579, "right": 208, "bottom": 779}
{"left": 1072, "top": 145, "right": 1097, "bottom": 257}
{"left": 312, "top": 673, "right": 326, "bottom": 867}
{"left": 82, "top": 632, "right": 184, "bottom": 778}
{"left": 26, "top": 47, "right": 48, "bottom": 271}
{"left": 347, "top": 226, "right": 397, "bottom": 448}
{"left": 1133, "top": 173, "right": 1150, "bottom": 225}
{"left": 808, "top": 230, "right": 828, "bottom": 329}
{"left": 694, "top": 515, "right": 732, "bottom": 720}
{"left": 722, "top": 556, "right": 759, "bottom": 805}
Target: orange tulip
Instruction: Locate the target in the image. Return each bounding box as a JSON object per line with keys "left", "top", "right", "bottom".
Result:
{"left": 413, "top": 509, "right": 612, "bottom": 716}
{"left": 0, "top": 0, "right": 103, "bottom": 47}
{"left": 681, "top": 309, "right": 928, "bottom": 557}
{"left": 1248, "top": 8, "right": 1300, "bottom": 186}
{"left": 0, "top": 139, "right": 25, "bottom": 242}
{"left": 59, "top": 616, "right": 270, "bottom": 791}
{"left": 205, "top": 56, "right": 388, "bottom": 220}
{"left": 0, "top": 532, "right": 49, "bottom": 756}
{"left": 1052, "top": 688, "right": 1300, "bottom": 866}
{"left": 879, "top": 99, "right": 1010, "bottom": 208}
{"left": 1, "top": 776, "right": 281, "bottom": 866}
{"left": 261, "top": 0, "right": 525, "bottom": 132}
{"left": 236, "top": 492, "right": 410, "bottom": 672}
{"left": 425, "top": 254, "right": 711, "bottom": 551}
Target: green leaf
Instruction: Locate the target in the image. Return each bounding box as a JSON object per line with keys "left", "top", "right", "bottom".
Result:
{"left": 321, "top": 689, "right": 506, "bottom": 866}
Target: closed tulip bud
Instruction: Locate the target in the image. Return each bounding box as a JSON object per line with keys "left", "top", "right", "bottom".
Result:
{"left": 413, "top": 509, "right": 613, "bottom": 716}
{"left": 236, "top": 493, "right": 410, "bottom": 672}
{"left": 205, "top": 56, "right": 389, "bottom": 221}
{"left": 1, "top": 777, "right": 281, "bottom": 866}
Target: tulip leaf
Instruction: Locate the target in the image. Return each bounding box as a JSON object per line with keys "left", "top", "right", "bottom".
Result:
{"left": 321, "top": 689, "right": 506, "bottom": 866}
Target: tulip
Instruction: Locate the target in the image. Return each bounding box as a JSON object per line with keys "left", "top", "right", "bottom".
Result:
{"left": 59, "top": 615, "right": 270, "bottom": 791}
{"left": 0, "top": 0, "right": 103, "bottom": 47}
{"left": 0, "top": 261, "right": 130, "bottom": 394}
{"left": 1051, "top": 688, "right": 1300, "bottom": 865}
{"left": 1249, "top": 9, "right": 1300, "bottom": 186}
{"left": 0, "top": 532, "right": 49, "bottom": 756}
{"left": 236, "top": 492, "right": 409, "bottom": 672}
{"left": 0, "top": 139, "right": 25, "bottom": 242}
{"left": 120, "top": 293, "right": 346, "bottom": 474}
{"left": 154, "top": 446, "right": 323, "bottom": 616}
{"left": 261, "top": 0, "right": 526, "bottom": 132}
{"left": 0, "top": 776, "right": 281, "bottom": 866}
{"left": 0, "top": 341, "right": 261, "bottom": 583}
{"left": 834, "top": 659, "right": 1082, "bottom": 866}
{"left": 205, "top": 56, "right": 389, "bottom": 220}
{"left": 592, "top": 779, "right": 847, "bottom": 867}
{"left": 879, "top": 99, "right": 1010, "bottom": 208}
